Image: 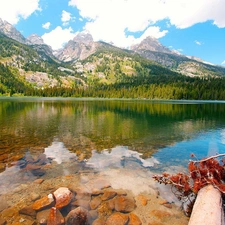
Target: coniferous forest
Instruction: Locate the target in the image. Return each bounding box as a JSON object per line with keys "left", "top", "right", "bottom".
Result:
{"left": 1, "top": 59, "right": 224, "bottom": 100}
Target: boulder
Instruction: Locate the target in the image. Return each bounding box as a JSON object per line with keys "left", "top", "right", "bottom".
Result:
{"left": 105, "top": 212, "right": 129, "bottom": 225}
{"left": 90, "top": 196, "right": 102, "bottom": 210}
{"left": 19, "top": 205, "right": 36, "bottom": 218}
{"left": 114, "top": 196, "right": 136, "bottom": 213}
{"left": 65, "top": 206, "right": 90, "bottom": 225}
{"left": 128, "top": 213, "right": 142, "bottom": 225}
{"left": 53, "top": 187, "right": 73, "bottom": 209}
{"left": 47, "top": 207, "right": 65, "bottom": 225}
{"left": 101, "top": 190, "right": 117, "bottom": 201}
{"left": 32, "top": 194, "right": 55, "bottom": 211}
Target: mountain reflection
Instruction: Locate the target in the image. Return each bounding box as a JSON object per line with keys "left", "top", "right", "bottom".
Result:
{"left": 0, "top": 98, "right": 225, "bottom": 169}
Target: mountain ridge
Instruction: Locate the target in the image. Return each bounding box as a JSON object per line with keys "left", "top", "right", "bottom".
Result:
{"left": 0, "top": 17, "right": 225, "bottom": 99}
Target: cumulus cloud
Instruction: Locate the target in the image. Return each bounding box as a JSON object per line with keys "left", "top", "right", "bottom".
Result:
{"left": 42, "top": 26, "right": 75, "bottom": 50}
{"left": 0, "top": 0, "right": 40, "bottom": 24}
{"left": 61, "top": 10, "right": 73, "bottom": 26}
{"left": 42, "top": 22, "right": 51, "bottom": 29}
{"left": 68, "top": 0, "right": 225, "bottom": 47}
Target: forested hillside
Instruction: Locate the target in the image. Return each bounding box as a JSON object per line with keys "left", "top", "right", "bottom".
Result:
{"left": 0, "top": 32, "right": 225, "bottom": 100}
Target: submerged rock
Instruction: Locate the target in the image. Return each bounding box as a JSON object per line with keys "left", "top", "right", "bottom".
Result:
{"left": 36, "top": 209, "right": 51, "bottom": 224}
{"left": 47, "top": 207, "right": 65, "bottom": 225}
{"left": 19, "top": 205, "right": 36, "bottom": 218}
{"left": 65, "top": 207, "right": 90, "bottom": 225}
{"left": 128, "top": 213, "right": 142, "bottom": 225}
{"left": 53, "top": 187, "right": 73, "bottom": 209}
{"left": 101, "top": 190, "right": 117, "bottom": 201}
{"left": 90, "top": 196, "right": 102, "bottom": 210}
{"left": 114, "top": 196, "right": 136, "bottom": 213}
{"left": 32, "top": 194, "right": 55, "bottom": 211}
{"left": 105, "top": 212, "right": 129, "bottom": 225}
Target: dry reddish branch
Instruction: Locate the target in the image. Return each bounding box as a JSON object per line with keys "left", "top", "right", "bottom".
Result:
{"left": 153, "top": 154, "right": 225, "bottom": 215}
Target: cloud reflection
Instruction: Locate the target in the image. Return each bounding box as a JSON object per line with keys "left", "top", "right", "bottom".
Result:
{"left": 86, "top": 146, "right": 160, "bottom": 169}
{"left": 44, "top": 141, "right": 77, "bottom": 164}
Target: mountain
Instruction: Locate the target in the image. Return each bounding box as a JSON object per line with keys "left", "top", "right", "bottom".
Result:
{"left": 0, "top": 32, "right": 87, "bottom": 94}
{"left": 131, "top": 36, "right": 171, "bottom": 54}
{"left": 54, "top": 32, "right": 98, "bottom": 62}
{"left": 1, "top": 18, "right": 225, "bottom": 99}
{"left": 26, "top": 33, "right": 45, "bottom": 45}
{"left": 131, "top": 36, "right": 225, "bottom": 77}
{"left": 0, "top": 18, "right": 27, "bottom": 44}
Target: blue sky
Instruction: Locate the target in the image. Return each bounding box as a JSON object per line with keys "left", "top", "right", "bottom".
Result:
{"left": 0, "top": 0, "right": 224, "bottom": 66}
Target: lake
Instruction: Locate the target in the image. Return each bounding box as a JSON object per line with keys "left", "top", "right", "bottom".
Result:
{"left": 0, "top": 97, "right": 225, "bottom": 224}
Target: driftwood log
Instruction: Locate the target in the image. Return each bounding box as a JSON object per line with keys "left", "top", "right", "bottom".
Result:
{"left": 188, "top": 185, "right": 224, "bottom": 225}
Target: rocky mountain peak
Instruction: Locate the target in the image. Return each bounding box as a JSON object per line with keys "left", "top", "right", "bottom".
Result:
{"left": 54, "top": 32, "right": 96, "bottom": 62}
{"left": 73, "top": 31, "right": 93, "bottom": 45}
{"left": 131, "top": 36, "right": 171, "bottom": 54}
{"left": 0, "top": 18, "right": 27, "bottom": 44}
{"left": 26, "top": 34, "right": 45, "bottom": 45}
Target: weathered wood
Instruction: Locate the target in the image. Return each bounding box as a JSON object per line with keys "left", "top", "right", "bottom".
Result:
{"left": 188, "top": 185, "right": 224, "bottom": 225}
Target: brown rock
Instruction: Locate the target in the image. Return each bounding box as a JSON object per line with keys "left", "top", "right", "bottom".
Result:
{"left": 36, "top": 209, "right": 50, "bottom": 224}
{"left": 136, "top": 195, "right": 148, "bottom": 206}
{"left": 19, "top": 205, "right": 36, "bottom": 218}
{"left": 162, "top": 203, "right": 172, "bottom": 208}
{"left": 92, "top": 218, "right": 105, "bottom": 225}
{"left": 32, "top": 168, "right": 46, "bottom": 176}
{"left": 53, "top": 187, "right": 73, "bottom": 209}
{"left": 0, "top": 218, "right": 6, "bottom": 225}
{"left": 105, "top": 212, "right": 129, "bottom": 225}
{"left": 90, "top": 196, "right": 102, "bottom": 210}
{"left": 150, "top": 209, "right": 172, "bottom": 219}
{"left": 32, "top": 194, "right": 55, "bottom": 211}
{"left": 97, "top": 201, "right": 113, "bottom": 219}
{"left": 101, "top": 190, "right": 117, "bottom": 201}
{"left": 31, "top": 193, "right": 41, "bottom": 201}
{"left": 0, "top": 163, "right": 6, "bottom": 172}
{"left": 65, "top": 207, "right": 90, "bottom": 225}
{"left": 71, "top": 199, "right": 90, "bottom": 210}
{"left": 47, "top": 207, "right": 65, "bottom": 225}
{"left": 92, "top": 179, "right": 111, "bottom": 189}
{"left": 116, "top": 190, "right": 127, "bottom": 196}
{"left": 0, "top": 207, "right": 18, "bottom": 219}
{"left": 91, "top": 188, "right": 103, "bottom": 196}
{"left": 33, "top": 179, "right": 44, "bottom": 184}
{"left": 89, "top": 210, "right": 98, "bottom": 220}
{"left": 70, "top": 187, "right": 91, "bottom": 200}
{"left": 114, "top": 196, "right": 136, "bottom": 213}
{"left": 128, "top": 213, "right": 142, "bottom": 225}
{"left": 0, "top": 199, "right": 9, "bottom": 212}
{"left": 25, "top": 164, "right": 41, "bottom": 170}
{"left": 107, "top": 199, "right": 115, "bottom": 210}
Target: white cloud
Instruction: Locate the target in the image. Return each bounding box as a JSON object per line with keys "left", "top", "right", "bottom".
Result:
{"left": 0, "top": 0, "right": 40, "bottom": 24}
{"left": 222, "top": 60, "right": 225, "bottom": 65}
{"left": 68, "top": 0, "right": 225, "bottom": 47}
{"left": 42, "top": 26, "right": 75, "bottom": 50}
{"left": 61, "top": 10, "right": 73, "bottom": 26}
{"left": 195, "top": 40, "right": 202, "bottom": 45}
{"left": 42, "top": 22, "right": 51, "bottom": 29}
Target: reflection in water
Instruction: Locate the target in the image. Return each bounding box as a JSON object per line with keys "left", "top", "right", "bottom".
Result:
{"left": 44, "top": 140, "right": 77, "bottom": 164}
{"left": 86, "top": 146, "right": 159, "bottom": 169}
{"left": 0, "top": 98, "right": 224, "bottom": 191}
{"left": 0, "top": 98, "right": 225, "bottom": 224}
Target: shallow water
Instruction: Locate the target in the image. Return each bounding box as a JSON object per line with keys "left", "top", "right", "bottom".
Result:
{"left": 0, "top": 97, "right": 225, "bottom": 224}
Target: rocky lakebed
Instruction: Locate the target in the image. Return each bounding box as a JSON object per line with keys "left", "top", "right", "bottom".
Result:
{"left": 0, "top": 145, "right": 190, "bottom": 225}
